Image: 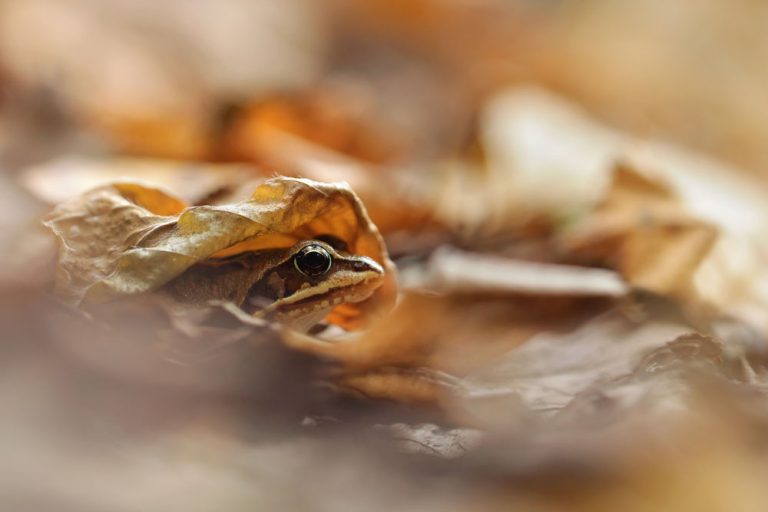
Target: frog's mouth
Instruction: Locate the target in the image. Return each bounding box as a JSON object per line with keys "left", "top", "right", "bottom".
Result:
{"left": 269, "top": 276, "right": 383, "bottom": 333}
{"left": 274, "top": 269, "right": 384, "bottom": 321}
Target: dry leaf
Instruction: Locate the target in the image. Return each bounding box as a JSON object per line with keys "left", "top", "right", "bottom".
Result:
{"left": 453, "top": 311, "right": 693, "bottom": 422}
{"left": 381, "top": 423, "right": 483, "bottom": 458}
{"left": 222, "top": 106, "right": 437, "bottom": 235}
{"left": 562, "top": 163, "right": 718, "bottom": 302}
{"left": 446, "top": 87, "right": 768, "bottom": 241}
{"left": 45, "top": 177, "right": 396, "bottom": 330}
{"left": 449, "top": 88, "right": 768, "bottom": 334}
{"left": 0, "top": 0, "right": 327, "bottom": 158}
{"left": 280, "top": 285, "right": 616, "bottom": 409}
{"left": 222, "top": 88, "right": 402, "bottom": 165}
{"left": 21, "top": 156, "right": 257, "bottom": 206}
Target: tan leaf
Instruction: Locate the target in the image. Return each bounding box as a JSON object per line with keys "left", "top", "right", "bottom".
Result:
{"left": 562, "top": 163, "right": 718, "bottom": 300}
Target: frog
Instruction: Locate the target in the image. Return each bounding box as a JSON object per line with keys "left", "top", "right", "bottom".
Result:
{"left": 163, "top": 236, "right": 385, "bottom": 332}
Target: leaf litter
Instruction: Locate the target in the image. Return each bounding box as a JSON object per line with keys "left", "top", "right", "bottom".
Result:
{"left": 4, "top": 3, "right": 768, "bottom": 511}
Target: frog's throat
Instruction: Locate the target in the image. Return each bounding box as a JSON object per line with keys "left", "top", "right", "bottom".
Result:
{"left": 281, "top": 305, "right": 334, "bottom": 333}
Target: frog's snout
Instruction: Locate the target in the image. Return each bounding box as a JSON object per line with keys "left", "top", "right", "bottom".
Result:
{"left": 352, "top": 257, "right": 383, "bottom": 274}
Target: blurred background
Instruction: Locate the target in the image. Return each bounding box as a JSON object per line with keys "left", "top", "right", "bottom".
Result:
{"left": 5, "top": 0, "right": 768, "bottom": 172}
{"left": 4, "top": 1, "right": 768, "bottom": 511}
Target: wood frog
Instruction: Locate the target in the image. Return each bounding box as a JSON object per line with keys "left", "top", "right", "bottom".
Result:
{"left": 46, "top": 177, "right": 396, "bottom": 332}
{"left": 164, "top": 236, "right": 386, "bottom": 331}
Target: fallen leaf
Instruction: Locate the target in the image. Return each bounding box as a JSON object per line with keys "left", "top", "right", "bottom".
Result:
{"left": 21, "top": 157, "right": 257, "bottom": 206}
{"left": 562, "top": 162, "right": 719, "bottom": 301}
{"left": 0, "top": 0, "right": 328, "bottom": 159}
{"left": 45, "top": 177, "right": 396, "bottom": 329}
{"left": 453, "top": 310, "right": 694, "bottom": 423}
{"left": 222, "top": 87, "right": 402, "bottom": 165}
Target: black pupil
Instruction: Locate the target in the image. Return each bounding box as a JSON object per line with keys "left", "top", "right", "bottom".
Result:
{"left": 294, "top": 245, "right": 332, "bottom": 276}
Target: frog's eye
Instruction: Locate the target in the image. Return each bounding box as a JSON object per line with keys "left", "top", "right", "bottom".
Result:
{"left": 293, "top": 244, "right": 333, "bottom": 277}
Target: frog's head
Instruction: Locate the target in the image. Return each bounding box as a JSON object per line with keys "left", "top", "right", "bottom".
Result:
{"left": 248, "top": 238, "right": 385, "bottom": 330}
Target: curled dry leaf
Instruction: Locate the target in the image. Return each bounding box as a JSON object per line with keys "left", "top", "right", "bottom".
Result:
{"left": 45, "top": 177, "right": 396, "bottom": 330}
{"left": 562, "top": 162, "right": 719, "bottom": 303}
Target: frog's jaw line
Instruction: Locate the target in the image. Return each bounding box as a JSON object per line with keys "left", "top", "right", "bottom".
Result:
{"left": 279, "top": 269, "right": 382, "bottom": 306}
{"left": 272, "top": 270, "right": 384, "bottom": 320}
